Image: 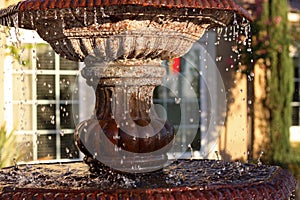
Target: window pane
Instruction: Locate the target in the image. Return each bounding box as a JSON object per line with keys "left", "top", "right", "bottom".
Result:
{"left": 37, "top": 134, "right": 56, "bottom": 159}
{"left": 37, "top": 75, "right": 55, "bottom": 100}
{"left": 15, "top": 135, "right": 33, "bottom": 162}
{"left": 292, "top": 106, "right": 300, "bottom": 126}
{"left": 37, "top": 104, "right": 56, "bottom": 130}
{"left": 294, "top": 66, "right": 299, "bottom": 79}
{"left": 13, "top": 104, "right": 33, "bottom": 130}
{"left": 154, "top": 86, "right": 181, "bottom": 126}
{"left": 294, "top": 82, "right": 299, "bottom": 102}
{"left": 36, "top": 44, "right": 55, "bottom": 70}
{"left": 13, "top": 74, "right": 32, "bottom": 101}
{"left": 188, "top": 128, "right": 201, "bottom": 150}
{"left": 60, "top": 134, "right": 80, "bottom": 159}
{"left": 60, "top": 57, "right": 78, "bottom": 70}
{"left": 60, "top": 104, "right": 76, "bottom": 129}
{"left": 11, "top": 44, "right": 34, "bottom": 70}
{"left": 60, "top": 75, "right": 77, "bottom": 100}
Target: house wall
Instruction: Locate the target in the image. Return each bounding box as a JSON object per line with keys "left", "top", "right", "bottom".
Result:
{"left": 253, "top": 59, "right": 270, "bottom": 158}
{"left": 0, "top": 32, "right": 4, "bottom": 124}
{"left": 221, "top": 73, "right": 248, "bottom": 161}
{"left": 217, "top": 38, "right": 249, "bottom": 161}
{"left": 0, "top": 1, "right": 6, "bottom": 124}
{"left": 0, "top": 0, "right": 20, "bottom": 124}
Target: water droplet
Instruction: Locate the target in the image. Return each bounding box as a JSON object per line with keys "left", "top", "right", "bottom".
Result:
{"left": 60, "top": 130, "right": 65, "bottom": 136}
{"left": 257, "top": 151, "right": 264, "bottom": 166}
{"left": 215, "top": 151, "right": 220, "bottom": 160}
{"left": 113, "top": 135, "right": 120, "bottom": 140}
{"left": 175, "top": 97, "right": 181, "bottom": 104}
{"left": 216, "top": 56, "right": 222, "bottom": 62}
{"left": 93, "top": 152, "right": 98, "bottom": 158}
{"left": 114, "top": 145, "right": 119, "bottom": 152}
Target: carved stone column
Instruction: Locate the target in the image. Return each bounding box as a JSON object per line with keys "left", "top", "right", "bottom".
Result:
{"left": 75, "top": 60, "right": 175, "bottom": 173}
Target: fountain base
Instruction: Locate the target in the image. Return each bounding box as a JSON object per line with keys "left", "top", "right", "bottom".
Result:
{"left": 0, "top": 160, "right": 296, "bottom": 199}
{"left": 83, "top": 153, "right": 168, "bottom": 174}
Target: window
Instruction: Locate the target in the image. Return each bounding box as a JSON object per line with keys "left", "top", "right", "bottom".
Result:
{"left": 291, "top": 56, "right": 300, "bottom": 142}
{"left": 5, "top": 39, "right": 80, "bottom": 162}
{"left": 289, "top": 7, "right": 300, "bottom": 142}
{"left": 153, "top": 32, "right": 224, "bottom": 158}
{"left": 292, "top": 57, "right": 300, "bottom": 126}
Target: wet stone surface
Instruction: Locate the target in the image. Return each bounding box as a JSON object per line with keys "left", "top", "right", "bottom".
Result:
{"left": 0, "top": 159, "right": 281, "bottom": 190}
{"left": 0, "top": 159, "right": 296, "bottom": 199}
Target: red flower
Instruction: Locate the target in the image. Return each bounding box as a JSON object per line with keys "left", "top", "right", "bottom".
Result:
{"left": 274, "top": 16, "right": 282, "bottom": 25}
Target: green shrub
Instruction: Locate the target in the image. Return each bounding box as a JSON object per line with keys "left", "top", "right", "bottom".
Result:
{"left": 0, "top": 123, "right": 19, "bottom": 168}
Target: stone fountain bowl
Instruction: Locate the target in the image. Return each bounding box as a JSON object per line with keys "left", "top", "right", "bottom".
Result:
{"left": 0, "top": 160, "right": 296, "bottom": 199}
{"left": 0, "top": 0, "right": 252, "bottom": 62}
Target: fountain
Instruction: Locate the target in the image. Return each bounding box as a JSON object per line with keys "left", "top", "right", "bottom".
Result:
{"left": 0, "top": 0, "right": 296, "bottom": 199}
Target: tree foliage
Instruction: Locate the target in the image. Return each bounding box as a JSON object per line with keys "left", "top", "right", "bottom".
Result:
{"left": 252, "top": 0, "right": 294, "bottom": 163}
{"left": 0, "top": 123, "right": 19, "bottom": 168}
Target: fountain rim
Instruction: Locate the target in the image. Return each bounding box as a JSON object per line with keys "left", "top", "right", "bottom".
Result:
{"left": 0, "top": 160, "right": 296, "bottom": 199}
{"left": 18, "top": 0, "right": 251, "bottom": 19}
{"left": 0, "top": 0, "right": 252, "bottom": 28}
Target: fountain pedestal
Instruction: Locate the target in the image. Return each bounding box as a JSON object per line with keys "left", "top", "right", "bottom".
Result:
{"left": 75, "top": 60, "right": 174, "bottom": 172}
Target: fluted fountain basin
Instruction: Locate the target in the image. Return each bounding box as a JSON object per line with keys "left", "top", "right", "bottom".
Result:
{"left": 0, "top": 160, "right": 296, "bottom": 199}
{"left": 0, "top": 0, "right": 251, "bottom": 61}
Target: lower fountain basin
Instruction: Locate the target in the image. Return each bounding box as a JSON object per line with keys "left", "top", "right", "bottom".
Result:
{"left": 0, "top": 160, "right": 296, "bottom": 199}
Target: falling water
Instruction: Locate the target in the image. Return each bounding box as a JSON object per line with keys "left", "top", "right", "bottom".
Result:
{"left": 257, "top": 151, "right": 264, "bottom": 166}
